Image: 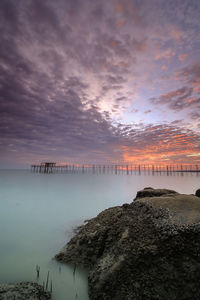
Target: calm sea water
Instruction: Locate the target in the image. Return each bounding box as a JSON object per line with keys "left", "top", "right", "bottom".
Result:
{"left": 0, "top": 169, "right": 199, "bottom": 299}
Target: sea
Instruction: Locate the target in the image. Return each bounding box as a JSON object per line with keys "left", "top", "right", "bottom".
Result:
{"left": 0, "top": 169, "right": 199, "bottom": 300}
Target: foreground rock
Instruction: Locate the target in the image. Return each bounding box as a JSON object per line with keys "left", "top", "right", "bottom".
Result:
{"left": 0, "top": 282, "right": 51, "bottom": 300}
{"left": 56, "top": 188, "right": 200, "bottom": 300}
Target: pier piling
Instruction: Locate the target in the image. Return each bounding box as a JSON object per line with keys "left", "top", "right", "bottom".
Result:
{"left": 31, "top": 162, "right": 200, "bottom": 175}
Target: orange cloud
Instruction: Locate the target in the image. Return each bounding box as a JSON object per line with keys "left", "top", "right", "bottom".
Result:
{"left": 118, "top": 61, "right": 129, "bottom": 67}
{"left": 175, "top": 63, "right": 200, "bottom": 93}
{"left": 114, "top": 1, "right": 124, "bottom": 13}
{"left": 188, "top": 97, "right": 198, "bottom": 103}
{"left": 178, "top": 53, "right": 188, "bottom": 62}
{"left": 170, "top": 27, "right": 184, "bottom": 41}
{"left": 109, "top": 40, "right": 118, "bottom": 48}
{"left": 116, "top": 19, "right": 126, "bottom": 27}
{"left": 162, "top": 65, "right": 167, "bottom": 70}
{"left": 155, "top": 48, "right": 176, "bottom": 61}
{"left": 119, "top": 130, "right": 199, "bottom": 164}
{"left": 133, "top": 39, "right": 147, "bottom": 52}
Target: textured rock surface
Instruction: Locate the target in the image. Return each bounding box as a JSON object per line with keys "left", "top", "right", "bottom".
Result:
{"left": 0, "top": 282, "right": 51, "bottom": 300}
{"left": 134, "top": 187, "right": 178, "bottom": 199}
{"left": 56, "top": 188, "right": 200, "bottom": 300}
{"left": 135, "top": 187, "right": 200, "bottom": 225}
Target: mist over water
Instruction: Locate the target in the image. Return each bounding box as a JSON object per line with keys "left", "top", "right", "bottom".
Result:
{"left": 0, "top": 169, "right": 199, "bottom": 299}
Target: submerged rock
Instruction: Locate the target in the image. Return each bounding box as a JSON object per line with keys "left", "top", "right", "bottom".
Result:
{"left": 56, "top": 188, "right": 200, "bottom": 300}
{"left": 0, "top": 282, "right": 51, "bottom": 300}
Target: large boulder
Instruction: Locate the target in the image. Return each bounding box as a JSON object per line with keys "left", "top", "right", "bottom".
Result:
{"left": 56, "top": 188, "right": 200, "bottom": 300}
{"left": 134, "top": 187, "right": 178, "bottom": 199}
{"left": 135, "top": 187, "right": 200, "bottom": 225}
{"left": 0, "top": 282, "right": 51, "bottom": 300}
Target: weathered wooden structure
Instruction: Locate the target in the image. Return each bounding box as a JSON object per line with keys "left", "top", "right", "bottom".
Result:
{"left": 31, "top": 162, "right": 200, "bottom": 175}
{"left": 31, "top": 162, "right": 56, "bottom": 173}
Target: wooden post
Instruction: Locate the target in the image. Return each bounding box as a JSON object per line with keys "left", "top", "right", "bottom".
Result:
{"left": 138, "top": 164, "right": 141, "bottom": 175}
{"left": 126, "top": 165, "right": 129, "bottom": 175}
{"left": 152, "top": 164, "right": 154, "bottom": 175}
{"left": 166, "top": 165, "right": 169, "bottom": 175}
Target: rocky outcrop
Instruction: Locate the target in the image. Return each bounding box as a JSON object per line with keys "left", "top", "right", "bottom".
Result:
{"left": 135, "top": 187, "right": 200, "bottom": 225}
{"left": 56, "top": 188, "right": 200, "bottom": 300}
{"left": 0, "top": 282, "right": 51, "bottom": 300}
{"left": 134, "top": 187, "right": 178, "bottom": 199}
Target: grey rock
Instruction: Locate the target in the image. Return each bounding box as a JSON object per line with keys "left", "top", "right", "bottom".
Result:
{"left": 134, "top": 187, "right": 177, "bottom": 200}
{"left": 56, "top": 188, "right": 200, "bottom": 300}
{"left": 0, "top": 282, "right": 51, "bottom": 300}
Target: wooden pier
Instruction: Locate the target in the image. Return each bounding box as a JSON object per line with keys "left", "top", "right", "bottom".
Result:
{"left": 31, "top": 162, "right": 56, "bottom": 174}
{"left": 31, "top": 162, "right": 200, "bottom": 175}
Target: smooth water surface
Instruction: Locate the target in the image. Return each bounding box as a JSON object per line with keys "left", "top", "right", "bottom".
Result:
{"left": 0, "top": 169, "right": 199, "bottom": 299}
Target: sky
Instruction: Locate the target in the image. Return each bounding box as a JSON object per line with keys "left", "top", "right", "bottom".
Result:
{"left": 0, "top": 0, "right": 200, "bottom": 167}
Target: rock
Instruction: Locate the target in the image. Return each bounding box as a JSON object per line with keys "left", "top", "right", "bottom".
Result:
{"left": 56, "top": 188, "right": 200, "bottom": 300}
{"left": 134, "top": 187, "right": 177, "bottom": 200}
{"left": 0, "top": 282, "right": 51, "bottom": 300}
{"left": 195, "top": 189, "right": 200, "bottom": 197}
{"left": 135, "top": 190, "right": 200, "bottom": 225}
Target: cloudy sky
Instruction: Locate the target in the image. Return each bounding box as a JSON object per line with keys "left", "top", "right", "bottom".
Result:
{"left": 0, "top": 0, "right": 200, "bottom": 167}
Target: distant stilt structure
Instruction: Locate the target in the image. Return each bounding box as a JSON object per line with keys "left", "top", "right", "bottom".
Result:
{"left": 32, "top": 162, "right": 56, "bottom": 174}
{"left": 31, "top": 162, "right": 200, "bottom": 175}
